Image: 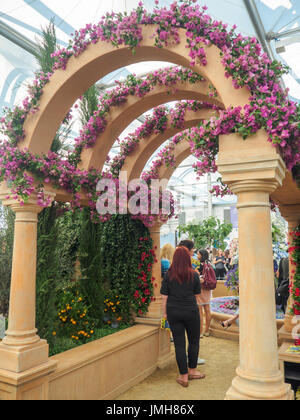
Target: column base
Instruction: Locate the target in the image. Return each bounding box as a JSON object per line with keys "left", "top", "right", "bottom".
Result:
{"left": 157, "top": 349, "right": 174, "bottom": 370}
{"left": 225, "top": 369, "right": 294, "bottom": 400}
{"left": 135, "top": 317, "right": 174, "bottom": 370}
{"left": 0, "top": 360, "right": 56, "bottom": 400}
{"left": 0, "top": 339, "right": 49, "bottom": 373}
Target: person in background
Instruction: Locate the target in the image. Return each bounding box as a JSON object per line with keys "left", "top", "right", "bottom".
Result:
{"left": 178, "top": 239, "right": 205, "bottom": 366}
{"left": 220, "top": 313, "right": 239, "bottom": 330}
{"left": 275, "top": 257, "right": 290, "bottom": 313}
{"left": 230, "top": 240, "right": 239, "bottom": 270}
{"left": 213, "top": 249, "right": 226, "bottom": 280}
{"left": 224, "top": 249, "right": 232, "bottom": 271}
{"left": 211, "top": 247, "right": 218, "bottom": 262}
{"left": 178, "top": 240, "right": 195, "bottom": 257}
{"left": 196, "top": 250, "right": 212, "bottom": 338}
{"left": 161, "top": 243, "right": 175, "bottom": 278}
{"left": 161, "top": 247, "right": 206, "bottom": 388}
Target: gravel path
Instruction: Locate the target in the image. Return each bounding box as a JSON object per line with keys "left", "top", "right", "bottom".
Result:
{"left": 116, "top": 336, "right": 239, "bottom": 401}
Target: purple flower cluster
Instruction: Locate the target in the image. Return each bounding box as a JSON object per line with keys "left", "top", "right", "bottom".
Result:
{"left": 0, "top": 0, "right": 300, "bottom": 226}
{"left": 71, "top": 66, "right": 205, "bottom": 163}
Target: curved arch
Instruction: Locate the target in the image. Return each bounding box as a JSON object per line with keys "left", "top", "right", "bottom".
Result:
{"left": 157, "top": 139, "right": 191, "bottom": 181}
{"left": 79, "top": 79, "right": 223, "bottom": 171}
{"left": 20, "top": 25, "right": 249, "bottom": 156}
{"left": 123, "top": 108, "right": 216, "bottom": 181}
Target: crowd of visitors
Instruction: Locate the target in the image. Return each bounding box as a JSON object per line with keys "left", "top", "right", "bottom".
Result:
{"left": 160, "top": 237, "right": 290, "bottom": 387}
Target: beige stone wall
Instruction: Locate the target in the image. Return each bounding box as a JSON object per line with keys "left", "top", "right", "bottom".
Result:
{"left": 48, "top": 324, "right": 170, "bottom": 400}
{"left": 213, "top": 281, "right": 233, "bottom": 298}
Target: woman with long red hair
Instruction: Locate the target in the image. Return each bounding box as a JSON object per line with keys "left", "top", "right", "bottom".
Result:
{"left": 160, "top": 246, "right": 206, "bottom": 387}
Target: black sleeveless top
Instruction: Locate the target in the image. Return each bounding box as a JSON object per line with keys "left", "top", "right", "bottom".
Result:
{"left": 160, "top": 271, "right": 201, "bottom": 311}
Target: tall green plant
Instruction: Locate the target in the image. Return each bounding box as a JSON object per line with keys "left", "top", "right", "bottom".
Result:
{"left": 34, "top": 20, "right": 73, "bottom": 154}
{"left": 36, "top": 205, "right": 59, "bottom": 344}
{"left": 78, "top": 208, "right": 104, "bottom": 323}
{"left": 34, "top": 19, "right": 57, "bottom": 74}
{"left": 178, "top": 216, "right": 233, "bottom": 250}
{"left": 37, "top": 207, "right": 83, "bottom": 344}
{"left": 34, "top": 22, "right": 75, "bottom": 343}
{"left": 55, "top": 209, "right": 81, "bottom": 284}
{"left": 0, "top": 206, "right": 15, "bottom": 317}
{"left": 74, "top": 81, "right": 104, "bottom": 323}
{"left": 79, "top": 84, "right": 100, "bottom": 125}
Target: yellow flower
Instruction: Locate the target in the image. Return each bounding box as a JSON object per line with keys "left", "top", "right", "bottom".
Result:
{"left": 52, "top": 331, "right": 56, "bottom": 336}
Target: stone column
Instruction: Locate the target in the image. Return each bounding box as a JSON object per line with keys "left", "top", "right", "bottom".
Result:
{"left": 278, "top": 206, "right": 300, "bottom": 337}
{"left": 135, "top": 222, "right": 174, "bottom": 369}
{"left": 144, "top": 223, "right": 163, "bottom": 320}
{"left": 0, "top": 189, "right": 56, "bottom": 400}
{"left": 217, "top": 131, "right": 293, "bottom": 400}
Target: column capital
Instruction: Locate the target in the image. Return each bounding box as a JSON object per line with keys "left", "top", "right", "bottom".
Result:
{"left": 217, "top": 130, "right": 286, "bottom": 190}
{"left": 0, "top": 187, "right": 56, "bottom": 215}
{"left": 229, "top": 179, "right": 279, "bottom": 197}
{"left": 148, "top": 221, "right": 164, "bottom": 234}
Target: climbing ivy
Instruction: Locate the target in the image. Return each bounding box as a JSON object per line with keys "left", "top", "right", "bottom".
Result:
{"left": 99, "top": 215, "right": 155, "bottom": 318}
{"left": 0, "top": 206, "right": 14, "bottom": 317}
{"left": 78, "top": 208, "right": 104, "bottom": 324}
{"left": 36, "top": 205, "right": 60, "bottom": 345}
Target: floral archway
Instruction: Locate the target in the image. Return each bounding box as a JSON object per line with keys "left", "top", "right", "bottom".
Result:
{"left": 0, "top": 0, "right": 298, "bottom": 401}
{"left": 0, "top": 0, "right": 298, "bottom": 218}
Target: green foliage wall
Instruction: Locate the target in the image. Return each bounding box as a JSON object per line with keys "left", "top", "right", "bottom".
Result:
{"left": 99, "top": 215, "right": 147, "bottom": 291}
{"left": 36, "top": 205, "right": 60, "bottom": 343}
{"left": 0, "top": 206, "right": 14, "bottom": 316}
{"left": 78, "top": 208, "right": 104, "bottom": 323}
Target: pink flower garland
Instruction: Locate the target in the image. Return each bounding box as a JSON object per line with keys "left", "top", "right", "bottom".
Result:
{"left": 0, "top": 0, "right": 300, "bottom": 224}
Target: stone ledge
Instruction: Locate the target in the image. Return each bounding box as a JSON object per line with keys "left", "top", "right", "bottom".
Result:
{"left": 278, "top": 325, "right": 295, "bottom": 346}
{"left": 210, "top": 311, "right": 284, "bottom": 343}
{"left": 49, "top": 324, "right": 158, "bottom": 381}
{"left": 0, "top": 360, "right": 57, "bottom": 386}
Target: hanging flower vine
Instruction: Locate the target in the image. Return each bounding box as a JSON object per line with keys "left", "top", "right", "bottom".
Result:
{"left": 289, "top": 226, "right": 300, "bottom": 345}
{"left": 0, "top": 0, "right": 299, "bottom": 222}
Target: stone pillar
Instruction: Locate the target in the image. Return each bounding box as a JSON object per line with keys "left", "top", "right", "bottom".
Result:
{"left": 0, "top": 190, "right": 56, "bottom": 400}
{"left": 278, "top": 205, "right": 300, "bottom": 337}
{"left": 144, "top": 223, "right": 163, "bottom": 320}
{"left": 136, "top": 222, "right": 174, "bottom": 369}
{"left": 217, "top": 131, "right": 293, "bottom": 400}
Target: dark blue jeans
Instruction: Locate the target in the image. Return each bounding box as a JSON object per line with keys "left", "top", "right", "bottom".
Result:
{"left": 167, "top": 307, "right": 200, "bottom": 375}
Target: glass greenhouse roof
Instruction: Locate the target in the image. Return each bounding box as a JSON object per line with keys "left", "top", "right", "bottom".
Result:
{"left": 1, "top": 0, "right": 300, "bottom": 204}
{"left": 1, "top": 0, "right": 300, "bottom": 113}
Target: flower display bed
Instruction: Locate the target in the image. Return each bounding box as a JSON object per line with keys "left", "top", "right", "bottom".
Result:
{"left": 49, "top": 323, "right": 131, "bottom": 357}
{"left": 210, "top": 297, "right": 285, "bottom": 342}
